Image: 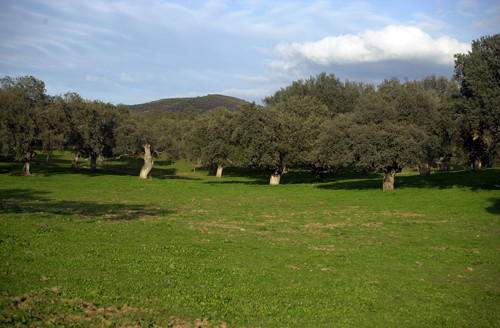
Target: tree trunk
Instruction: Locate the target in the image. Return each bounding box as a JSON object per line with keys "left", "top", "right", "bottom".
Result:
{"left": 418, "top": 163, "right": 431, "bottom": 176}
{"left": 383, "top": 169, "right": 396, "bottom": 191}
{"left": 473, "top": 158, "right": 482, "bottom": 171}
{"left": 438, "top": 157, "right": 447, "bottom": 171}
{"left": 270, "top": 170, "right": 282, "bottom": 186}
{"left": 314, "top": 167, "right": 329, "bottom": 181}
{"left": 22, "top": 151, "right": 35, "bottom": 176}
{"left": 98, "top": 154, "right": 104, "bottom": 168}
{"left": 71, "top": 152, "right": 80, "bottom": 168}
{"left": 216, "top": 164, "right": 224, "bottom": 178}
{"left": 139, "top": 143, "right": 154, "bottom": 179}
{"left": 89, "top": 154, "right": 97, "bottom": 172}
{"left": 208, "top": 163, "right": 215, "bottom": 176}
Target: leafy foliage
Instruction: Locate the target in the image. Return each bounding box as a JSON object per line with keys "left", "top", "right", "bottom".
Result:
{"left": 0, "top": 76, "right": 63, "bottom": 175}
{"left": 183, "top": 107, "right": 235, "bottom": 173}
{"left": 0, "top": 35, "right": 497, "bottom": 182}
{"left": 454, "top": 34, "right": 500, "bottom": 168}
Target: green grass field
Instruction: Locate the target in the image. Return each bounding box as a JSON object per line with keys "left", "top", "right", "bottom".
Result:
{"left": 1, "top": 152, "right": 499, "bottom": 327}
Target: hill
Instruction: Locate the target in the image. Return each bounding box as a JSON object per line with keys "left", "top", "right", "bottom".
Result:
{"left": 129, "top": 94, "right": 248, "bottom": 113}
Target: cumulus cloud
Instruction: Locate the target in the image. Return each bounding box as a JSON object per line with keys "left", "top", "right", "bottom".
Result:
{"left": 274, "top": 25, "right": 471, "bottom": 70}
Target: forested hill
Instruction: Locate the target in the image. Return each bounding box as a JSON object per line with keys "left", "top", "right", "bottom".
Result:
{"left": 129, "top": 94, "right": 248, "bottom": 113}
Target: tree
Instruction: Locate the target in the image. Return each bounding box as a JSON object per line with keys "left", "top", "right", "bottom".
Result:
{"left": 263, "top": 72, "right": 371, "bottom": 115}
{"left": 419, "top": 75, "right": 460, "bottom": 170}
{"left": 183, "top": 107, "right": 235, "bottom": 178}
{"left": 232, "top": 102, "right": 313, "bottom": 185}
{"left": 318, "top": 91, "right": 428, "bottom": 190}
{"left": 273, "top": 96, "right": 332, "bottom": 180}
{"left": 64, "top": 97, "right": 118, "bottom": 172}
{"left": 454, "top": 34, "right": 500, "bottom": 169}
{"left": 114, "top": 110, "right": 176, "bottom": 179}
{"left": 0, "top": 76, "right": 60, "bottom": 175}
{"left": 378, "top": 78, "right": 450, "bottom": 175}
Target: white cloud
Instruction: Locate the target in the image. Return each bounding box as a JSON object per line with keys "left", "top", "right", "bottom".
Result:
{"left": 119, "top": 73, "right": 135, "bottom": 82}
{"left": 1, "top": 0, "right": 491, "bottom": 105}
{"left": 86, "top": 74, "right": 106, "bottom": 82}
{"left": 274, "top": 25, "right": 470, "bottom": 71}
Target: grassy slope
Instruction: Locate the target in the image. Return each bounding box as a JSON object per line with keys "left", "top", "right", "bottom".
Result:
{"left": 0, "top": 153, "right": 499, "bottom": 327}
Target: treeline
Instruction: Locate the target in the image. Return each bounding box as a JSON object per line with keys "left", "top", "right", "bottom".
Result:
{"left": 0, "top": 35, "right": 498, "bottom": 190}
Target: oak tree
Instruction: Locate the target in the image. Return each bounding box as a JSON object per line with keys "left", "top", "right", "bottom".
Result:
{"left": 454, "top": 34, "right": 500, "bottom": 169}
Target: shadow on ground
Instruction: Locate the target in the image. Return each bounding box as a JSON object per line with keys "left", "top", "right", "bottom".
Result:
{"left": 0, "top": 157, "right": 202, "bottom": 181}
{"left": 0, "top": 188, "right": 174, "bottom": 221}
{"left": 486, "top": 198, "right": 500, "bottom": 215}
{"left": 316, "top": 168, "right": 500, "bottom": 191}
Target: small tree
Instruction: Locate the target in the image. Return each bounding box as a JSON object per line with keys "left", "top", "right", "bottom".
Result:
{"left": 380, "top": 78, "right": 449, "bottom": 175}
{"left": 64, "top": 98, "right": 118, "bottom": 172}
{"left": 273, "top": 96, "right": 332, "bottom": 180}
{"left": 0, "top": 76, "right": 60, "bottom": 175}
{"left": 183, "top": 107, "right": 235, "bottom": 178}
{"left": 232, "top": 103, "right": 310, "bottom": 185}
{"left": 319, "top": 92, "right": 428, "bottom": 190}
{"left": 114, "top": 110, "right": 175, "bottom": 179}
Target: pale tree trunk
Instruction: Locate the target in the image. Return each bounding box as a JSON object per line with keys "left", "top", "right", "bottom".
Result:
{"left": 216, "top": 164, "right": 224, "bottom": 178}
{"left": 418, "top": 163, "right": 431, "bottom": 176}
{"left": 383, "top": 169, "right": 396, "bottom": 191}
{"left": 269, "top": 170, "right": 282, "bottom": 186}
{"left": 139, "top": 143, "right": 154, "bottom": 179}
{"left": 98, "top": 154, "right": 104, "bottom": 168}
{"left": 71, "top": 152, "right": 80, "bottom": 168}
{"left": 89, "top": 154, "right": 97, "bottom": 172}
{"left": 473, "top": 158, "right": 482, "bottom": 171}
{"left": 22, "top": 150, "right": 35, "bottom": 176}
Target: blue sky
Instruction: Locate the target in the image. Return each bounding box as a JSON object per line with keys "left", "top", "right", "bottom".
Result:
{"left": 0, "top": 0, "right": 498, "bottom": 105}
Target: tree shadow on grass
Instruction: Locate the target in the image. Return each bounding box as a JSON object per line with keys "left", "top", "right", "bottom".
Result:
{"left": 486, "top": 198, "right": 500, "bottom": 215}
{"left": 205, "top": 169, "right": 381, "bottom": 186}
{"left": 0, "top": 188, "right": 175, "bottom": 221}
{"left": 0, "top": 160, "right": 202, "bottom": 181}
{"left": 316, "top": 168, "right": 500, "bottom": 191}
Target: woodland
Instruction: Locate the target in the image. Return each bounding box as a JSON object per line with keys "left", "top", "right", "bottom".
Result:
{"left": 0, "top": 35, "right": 499, "bottom": 191}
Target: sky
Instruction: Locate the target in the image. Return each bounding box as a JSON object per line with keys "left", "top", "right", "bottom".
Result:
{"left": 0, "top": 0, "right": 498, "bottom": 105}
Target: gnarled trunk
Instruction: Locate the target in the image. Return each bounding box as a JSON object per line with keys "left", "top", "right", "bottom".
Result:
{"left": 89, "top": 154, "right": 97, "bottom": 172}
{"left": 71, "top": 151, "right": 80, "bottom": 168}
{"left": 139, "top": 143, "right": 154, "bottom": 179}
{"left": 216, "top": 164, "right": 224, "bottom": 178}
{"left": 270, "top": 169, "right": 282, "bottom": 186}
{"left": 383, "top": 169, "right": 396, "bottom": 191}
{"left": 418, "top": 163, "right": 430, "bottom": 176}
{"left": 22, "top": 150, "right": 35, "bottom": 176}
{"left": 438, "top": 157, "right": 448, "bottom": 171}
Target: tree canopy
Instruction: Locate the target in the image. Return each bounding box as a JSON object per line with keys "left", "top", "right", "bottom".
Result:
{"left": 0, "top": 76, "right": 61, "bottom": 175}
{"left": 454, "top": 34, "right": 500, "bottom": 169}
{"left": 0, "top": 35, "right": 498, "bottom": 187}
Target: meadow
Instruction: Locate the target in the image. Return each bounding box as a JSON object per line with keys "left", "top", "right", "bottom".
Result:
{"left": 0, "top": 152, "right": 499, "bottom": 327}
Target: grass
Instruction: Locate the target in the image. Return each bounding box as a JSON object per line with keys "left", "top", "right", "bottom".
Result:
{"left": 0, "top": 152, "right": 499, "bottom": 327}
